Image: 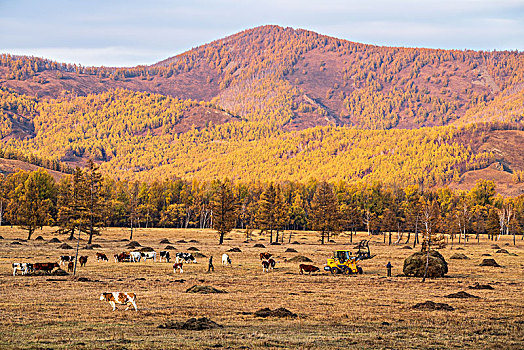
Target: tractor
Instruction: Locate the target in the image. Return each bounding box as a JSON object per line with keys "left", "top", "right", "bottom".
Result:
{"left": 354, "top": 240, "right": 375, "bottom": 260}
{"left": 324, "top": 250, "right": 363, "bottom": 275}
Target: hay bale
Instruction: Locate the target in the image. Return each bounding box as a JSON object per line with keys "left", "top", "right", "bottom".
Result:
{"left": 479, "top": 258, "right": 501, "bottom": 267}
{"left": 176, "top": 240, "right": 187, "bottom": 243}
{"left": 285, "top": 248, "right": 298, "bottom": 253}
{"left": 286, "top": 255, "right": 312, "bottom": 263}
{"left": 160, "top": 238, "right": 171, "bottom": 244}
{"left": 401, "top": 245, "right": 413, "bottom": 249}
{"left": 270, "top": 242, "right": 281, "bottom": 245}
{"left": 139, "top": 247, "right": 155, "bottom": 252}
{"left": 491, "top": 244, "right": 500, "bottom": 249}
{"left": 403, "top": 250, "right": 448, "bottom": 278}
{"left": 253, "top": 243, "right": 265, "bottom": 248}
{"left": 254, "top": 307, "right": 297, "bottom": 318}
{"left": 0, "top": 235, "right": 3, "bottom": 239}
{"left": 187, "top": 247, "right": 199, "bottom": 251}
{"left": 185, "top": 285, "right": 227, "bottom": 294}
{"left": 450, "top": 253, "right": 469, "bottom": 260}
{"left": 495, "top": 249, "right": 509, "bottom": 254}
{"left": 445, "top": 291, "right": 479, "bottom": 299}
{"left": 189, "top": 240, "right": 199, "bottom": 243}
{"left": 51, "top": 269, "right": 69, "bottom": 276}
{"left": 227, "top": 247, "right": 242, "bottom": 252}
{"left": 412, "top": 301, "right": 454, "bottom": 311}
{"left": 164, "top": 245, "right": 176, "bottom": 250}
{"left": 35, "top": 236, "right": 44, "bottom": 241}
{"left": 127, "top": 241, "right": 141, "bottom": 247}
{"left": 158, "top": 317, "right": 222, "bottom": 330}
{"left": 191, "top": 252, "right": 206, "bottom": 258}
{"left": 10, "top": 241, "right": 22, "bottom": 245}
{"left": 291, "top": 241, "right": 300, "bottom": 245}
{"left": 469, "top": 282, "right": 494, "bottom": 290}
{"left": 48, "top": 238, "right": 61, "bottom": 243}
{"left": 481, "top": 253, "right": 491, "bottom": 256}
{"left": 58, "top": 243, "right": 73, "bottom": 249}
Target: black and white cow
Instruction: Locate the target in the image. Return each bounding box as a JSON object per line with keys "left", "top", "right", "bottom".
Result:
{"left": 175, "top": 252, "right": 197, "bottom": 264}
{"left": 130, "top": 251, "right": 142, "bottom": 262}
{"left": 159, "top": 251, "right": 170, "bottom": 262}
{"left": 59, "top": 255, "right": 75, "bottom": 266}
{"left": 141, "top": 251, "right": 157, "bottom": 262}
{"left": 12, "top": 263, "right": 33, "bottom": 276}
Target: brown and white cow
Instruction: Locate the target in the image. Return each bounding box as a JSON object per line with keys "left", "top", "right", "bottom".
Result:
{"left": 34, "top": 262, "right": 59, "bottom": 273}
{"left": 12, "top": 263, "right": 33, "bottom": 276}
{"left": 67, "top": 261, "right": 74, "bottom": 272}
{"left": 262, "top": 258, "right": 276, "bottom": 272}
{"left": 299, "top": 264, "right": 320, "bottom": 275}
{"left": 260, "top": 252, "right": 272, "bottom": 260}
{"left": 59, "top": 256, "right": 75, "bottom": 266}
{"left": 79, "top": 256, "right": 88, "bottom": 267}
{"left": 114, "top": 252, "right": 130, "bottom": 262}
{"left": 173, "top": 262, "right": 183, "bottom": 273}
{"left": 99, "top": 292, "right": 138, "bottom": 311}
{"left": 96, "top": 253, "right": 108, "bottom": 262}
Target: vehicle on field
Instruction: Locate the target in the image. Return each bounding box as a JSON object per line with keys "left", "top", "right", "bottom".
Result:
{"left": 354, "top": 240, "right": 375, "bottom": 260}
{"left": 324, "top": 250, "right": 363, "bottom": 275}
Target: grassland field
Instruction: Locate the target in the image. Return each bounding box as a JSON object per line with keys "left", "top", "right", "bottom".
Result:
{"left": 0, "top": 226, "right": 522, "bottom": 350}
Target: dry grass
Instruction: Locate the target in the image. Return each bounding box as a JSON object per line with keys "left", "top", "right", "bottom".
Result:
{"left": 0, "top": 226, "right": 523, "bottom": 349}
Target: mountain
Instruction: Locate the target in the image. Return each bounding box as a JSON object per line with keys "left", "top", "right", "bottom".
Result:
{"left": 0, "top": 25, "right": 523, "bottom": 193}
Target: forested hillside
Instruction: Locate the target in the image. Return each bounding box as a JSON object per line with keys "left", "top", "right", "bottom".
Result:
{"left": 0, "top": 25, "right": 522, "bottom": 193}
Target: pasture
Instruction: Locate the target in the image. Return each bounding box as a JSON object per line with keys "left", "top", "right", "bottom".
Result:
{"left": 0, "top": 227, "right": 522, "bottom": 349}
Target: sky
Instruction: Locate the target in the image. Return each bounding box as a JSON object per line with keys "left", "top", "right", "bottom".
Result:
{"left": 0, "top": 0, "right": 522, "bottom": 67}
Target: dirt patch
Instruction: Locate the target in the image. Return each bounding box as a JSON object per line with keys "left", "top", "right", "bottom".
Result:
{"left": 480, "top": 259, "right": 501, "bottom": 267}
{"left": 185, "top": 285, "right": 227, "bottom": 294}
{"left": 160, "top": 239, "right": 171, "bottom": 244}
{"left": 286, "top": 255, "right": 312, "bottom": 263}
{"left": 187, "top": 247, "right": 199, "bottom": 251}
{"left": 469, "top": 282, "right": 494, "bottom": 290}
{"left": 58, "top": 243, "right": 73, "bottom": 249}
{"left": 227, "top": 247, "right": 242, "bottom": 252}
{"left": 285, "top": 248, "right": 298, "bottom": 253}
{"left": 164, "top": 245, "right": 176, "bottom": 250}
{"left": 401, "top": 246, "right": 413, "bottom": 249}
{"left": 445, "top": 291, "right": 480, "bottom": 299}
{"left": 412, "top": 301, "right": 454, "bottom": 311}
{"left": 455, "top": 247, "right": 464, "bottom": 250}
{"left": 450, "top": 253, "right": 470, "bottom": 259}
{"left": 254, "top": 307, "right": 297, "bottom": 318}
{"left": 158, "top": 317, "right": 222, "bottom": 330}
{"left": 192, "top": 252, "right": 207, "bottom": 258}
{"left": 495, "top": 249, "right": 509, "bottom": 254}
{"left": 48, "top": 238, "right": 61, "bottom": 243}
{"left": 126, "top": 241, "right": 141, "bottom": 248}
{"left": 253, "top": 244, "right": 265, "bottom": 248}
{"left": 403, "top": 250, "right": 448, "bottom": 278}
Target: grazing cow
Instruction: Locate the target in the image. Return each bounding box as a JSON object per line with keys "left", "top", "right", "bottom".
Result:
{"left": 96, "top": 253, "right": 108, "bottom": 262}
{"left": 173, "top": 262, "right": 183, "bottom": 273}
{"left": 59, "top": 256, "right": 75, "bottom": 266}
{"left": 34, "top": 262, "right": 59, "bottom": 273}
{"left": 262, "top": 258, "right": 276, "bottom": 272}
{"left": 79, "top": 256, "right": 88, "bottom": 267}
{"left": 260, "top": 252, "right": 272, "bottom": 260}
{"left": 67, "top": 261, "right": 74, "bottom": 272}
{"left": 12, "top": 263, "right": 33, "bottom": 276}
{"left": 130, "top": 251, "right": 142, "bottom": 262}
{"left": 175, "top": 252, "right": 197, "bottom": 264}
{"left": 141, "top": 251, "right": 157, "bottom": 262}
{"left": 99, "top": 292, "right": 138, "bottom": 311}
{"left": 114, "top": 252, "right": 130, "bottom": 262}
{"left": 299, "top": 264, "right": 320, "bottom": 275}
{"left": 159, "top": 251, "right": 170, "bottom": 262}
{"left": 222, "top": 253, "right": 231, "bottom": 265}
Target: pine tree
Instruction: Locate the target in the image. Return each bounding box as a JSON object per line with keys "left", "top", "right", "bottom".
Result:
{"left": 211, "top": 179, "right": 237, "bottom": 244}
{"left": 310, "top": 181, "right": 340, "bottom": 244}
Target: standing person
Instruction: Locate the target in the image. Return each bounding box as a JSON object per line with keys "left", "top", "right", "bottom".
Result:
{"left": 208, "top": 256, "right": 214, "bottom": 272}
{"left": 386, "top": 261, "right": 393, "bottom": 277}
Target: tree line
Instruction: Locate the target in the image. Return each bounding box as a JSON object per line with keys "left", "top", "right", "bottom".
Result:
{"left": 1, "top": 164, "right": 523, "bottom": 246}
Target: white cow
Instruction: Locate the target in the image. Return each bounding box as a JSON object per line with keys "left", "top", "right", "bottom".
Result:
{"left": 130, "top": 251, "right": 142, "bottom": 262}
{"left": 141, "top": 251, "right": 157, "bottom": 262}
{"left": 222, "top": 253, "right": 231, "bottom": 265}
{"left": 12, "top": 263, "right": 33, "bottom": 276}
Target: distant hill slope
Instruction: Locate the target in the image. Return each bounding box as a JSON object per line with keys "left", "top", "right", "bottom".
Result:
{"left": 0, "top": 26, "right": 523, "bottom": 192}
{"left": 0, "top": 158, "right": 65, "bottom": 181}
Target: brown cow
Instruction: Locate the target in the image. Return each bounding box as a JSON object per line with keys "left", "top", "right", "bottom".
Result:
{"left": 34, "top": 262, "right": 59, "bottom": 273}
{"left": 79, "top": 256, "right": 88, "bottom": 267}
{"left": 299, "top": 264, "right": 320, "bottom": 275}
{"left": 260, "top": 252, "right": 272, "bottom": 260}
{"left": 67, "top": 261, "right": 74, "bottom": 272}
{"left": 99, "top": 292, "right": 138, "bottom": 311}
{"left": 114, "top": 252, "right": 130, "bottom": 262}
{"left": 96, "top": 252, "right": 108, "bottom": 262}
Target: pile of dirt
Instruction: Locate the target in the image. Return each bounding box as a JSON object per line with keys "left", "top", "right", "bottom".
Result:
{"left": 187, "top": 247, "right": 199, "bottom": 251}
{"left": 227, "top": 247, "right": 242, "bottom": 252}
{"left": 0, "top": 235, "right": 3, "bottom": 239}
{"left": 403, "top": 250, "right": 448, "bottom": 278}
{"left": 401, "top": 246, "right": 413, "bottom": 249}
{"left": 291, "top": 241, "right": 300, "bottom": 245}
{"left": 158, "top": 317, "right": 222, "bottom": 330}
{"left": 160, "top": 238, "right": 171, "bottom": 244}
{"left": 164, "top": 245, "right": 176, "bottom": 250}
{"left": 479, "top": 259, "right": 501, "bottom": 267}
{"left": 445, "top": 291, "right": 479, "bottom": 299}
{"left": 127, "top": 241, "right": 141, "bottom": 247}
{"left": 412, "top": 301, "right": 454, "bottom": 311}
{"left": 189, "top": 240, "right": 199, "bottom": 243}
{"left": 253, "top": 243, "right": 265, "bottom": 248}
{"left": 139, "top": 247, "right": 155, "bottom": 252}
{"left": 254, "top": 307, "right": 297, "bottom": 318}
{"left": 185, "top": 285, "right": 227, "bottom": 294}
{"left": 469, "top": 282, "right": 494, "bottom": 290}
{"left": 192, "top": 252, "right": 206, "bottom": 258}
{"left": 90, "top": 244, "right": 102, "bottom": 248}
{"left": 481, "top": 253, "right": 492, "bottom": 256}
{"left": 51, "top": 269, "right": 69, "bottom": 276}
{"left": 270, "top": 242, "right": 281, "bottom": 245}
{"left": 176, "top": 240, "right": 187, "bottom": 243}
{"left": 450, "top": 253, "right": 470, "bottom": 260}
{"left": 35, "top": 236, "right": 44, "bottom": 241}
{"left": 455, "top": 247, "right": 464, "bottom": 250}
{"left": 285, "top": 248, "right": 298, "bottom": 253}
{"left": 58, "top": 243, "right": 73, "bottom": 249}
{"left": 286, "top": 255, "right": 312, "bottom": 263}
{"left": 48, "top": 238, "right": 61, "bottom": 243}
{"left": 495, "top": 249, "right": 509, "bottom": 254}
{"left": 491, "top": 244, "right": 501, "bottom": 249}
{"left": 10, "top": 241, "right": 22, "bottom": 245}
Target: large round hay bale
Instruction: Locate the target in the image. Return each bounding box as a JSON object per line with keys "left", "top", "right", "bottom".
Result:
{"left": 286, "top": 255, "right": 312, "bottom": 263}
{"left": 403, "top": 250, "right": 448, "bottom": 278}
{"left": 48, "top": 238, "right": 61, "bottom": 243}
{"left": 479, "top": 258, "right": 501, "bottom": 267}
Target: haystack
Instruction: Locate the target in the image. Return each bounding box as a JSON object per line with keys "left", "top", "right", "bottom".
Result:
{"left": 403, "top": 250, "right": 448, "bottom": 278}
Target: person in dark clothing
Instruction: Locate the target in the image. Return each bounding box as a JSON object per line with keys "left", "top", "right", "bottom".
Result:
{"left": 208, "top": 256, "right": 214, "bottom": 272}
{"left": 386, "top": 261, "right": 393, "bottom": 277}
